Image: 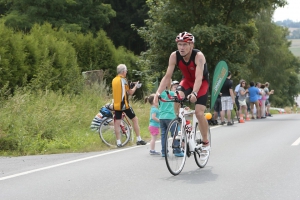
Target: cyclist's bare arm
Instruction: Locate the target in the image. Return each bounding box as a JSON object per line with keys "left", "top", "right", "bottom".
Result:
{"left": 154, "top": 52, "right": 176, "bottom": 105}
{"left": 157, "top": 52, "right": 177, "bottom": 94}
{"left": 193, "top": 52, "right": 206, "bottom": 94}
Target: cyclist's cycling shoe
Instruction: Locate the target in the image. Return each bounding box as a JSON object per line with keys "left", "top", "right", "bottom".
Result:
{"left": 220, "top": 121, "right": 226, "bottom": 125}
{"left": 117, "top": 144, "right": 123, "bottom": 148}
{"left": 200, "top": 145, "right": 210, "bottom": 160}
{"left": 174, "top": 151, "right": 184, "bottom": 157}
{"left": 136, "top": 140, "right": 147, "bottom": 145}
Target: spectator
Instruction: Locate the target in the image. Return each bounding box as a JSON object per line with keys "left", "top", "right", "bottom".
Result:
{"left": 145, "top": 94, "right": 161, "bottom": 155}
{"left": 248, "top": 81, "right": 261, "bottom": 119}
{"left": 159, "top": 80, "right": 183, "bottom": 157}
{"left": 238, "top": 80, "right": 248, "bottom": 119}
{"left": 212, "top": 94, "right": 222, "bottom": 125}
{"left": 234, "top": 80, "right": 243, "bottom": 112}
{"left": 220, "top": 71, "right": 235, "bottom": 126}
{"left": 112, "top": 64, "right": 147, "bottom": 147}
{"left": 260, "top": 84, "right": 267, "bottom": 118}
{"left": 264, "top": 82, "right": 274, "bottom": 117}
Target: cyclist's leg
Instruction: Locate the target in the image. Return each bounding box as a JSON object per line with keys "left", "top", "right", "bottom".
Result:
{"left": 195, "top": 91, "right": 209, "bottom": 145}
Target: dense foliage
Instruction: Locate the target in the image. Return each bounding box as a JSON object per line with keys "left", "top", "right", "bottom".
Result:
{"left": 136, "top": 0, "right": 300, "bottom": 107}
{"left": 1, "top": 0, "right": 300, "bottom": 155}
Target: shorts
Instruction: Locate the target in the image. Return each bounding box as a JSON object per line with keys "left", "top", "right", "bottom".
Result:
{"left": 265, "top": 99, "right": 270, "bottom": 106}
{"left": 176, "top": 79, "right": 209, "bottom": 106}
{"left": 221, "top": 96, "right": 233, "bottom": 110}
{"left": 214, "top": 98, "right": 222, "bottom": 112}
{"left": 115, "top": 107, "right": 136, "bottom": 120}
{"left": 149, "top": 126, "right": 160, "bottom": 136}
{"left": 238, "top": 99, "right": 247, "bottom": 106}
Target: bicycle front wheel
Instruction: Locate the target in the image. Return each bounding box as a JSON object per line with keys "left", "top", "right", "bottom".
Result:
{"left": 99, "top": 118, "right": 131, "bottom": 147}
{"left": 194, "top": 125, "right": 211, "bottom": 168}
{"left": 165, "top": 118, "right": 187, "bottom": 176}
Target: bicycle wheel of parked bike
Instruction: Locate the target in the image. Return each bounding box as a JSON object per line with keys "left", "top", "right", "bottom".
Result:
{"left": 99, "top": 118, "right": 131, "bottom": 147}
{"left": 165, "top": 118, "right": 187, "bottom": 176}
{"left": 194, "top": 123, "right": 211, "bottom": 168}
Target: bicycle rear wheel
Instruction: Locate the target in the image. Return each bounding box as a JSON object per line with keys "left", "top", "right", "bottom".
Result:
{"left": 194, "top": 125, "right": 211, "bottom": 168}
{"left": 99, "top": 118, "right": 131, "bottom": 147}
{"left": 165, "top": 118, "right": 187, "bottom": 176}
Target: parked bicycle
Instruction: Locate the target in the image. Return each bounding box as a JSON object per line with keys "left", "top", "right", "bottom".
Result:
{"left": 98, "top": 106, "right": 132, "bottom": 147}
{"left": 159, "top": 91, "right": 212, "bottom": 176}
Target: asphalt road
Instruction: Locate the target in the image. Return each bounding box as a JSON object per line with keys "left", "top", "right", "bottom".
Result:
{"left": 1, "top": 114, "right": 300, "bottom": 200}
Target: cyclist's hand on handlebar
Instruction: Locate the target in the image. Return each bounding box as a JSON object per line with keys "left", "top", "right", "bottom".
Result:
{"left": 187, "top": 93, "right": 197, "bottom": 103}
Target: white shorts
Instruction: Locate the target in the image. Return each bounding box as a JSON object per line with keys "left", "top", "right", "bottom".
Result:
{"left": 238, "top": 99, "right": 247, "bottom": 106}
{"left": 221, "top": 96, "right": 233, "bottom": 110}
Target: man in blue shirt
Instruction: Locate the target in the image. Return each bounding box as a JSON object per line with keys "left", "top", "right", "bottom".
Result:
{"left": 248, "top": 81, "right": 262, "bottom": 119}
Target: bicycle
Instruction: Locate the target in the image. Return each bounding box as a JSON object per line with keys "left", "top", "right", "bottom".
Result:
{"left": 98, "top": 107, "right": 132, "bottom": 147}
{"left": 159, "top": 91, "right": 212, "bottom": 176}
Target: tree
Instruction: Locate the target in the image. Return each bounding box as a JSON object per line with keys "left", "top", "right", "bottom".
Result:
{"left": 103, "top": 0, "right": 149, "bottom": 54}
{"left": 250, "top": 9, "right": 300, "bottom": 106}
{"left": 137, "top": 0, "right": 286, "bottom": 83}
{"left": 0, "top": 0, "right": 116, "bottom": 33}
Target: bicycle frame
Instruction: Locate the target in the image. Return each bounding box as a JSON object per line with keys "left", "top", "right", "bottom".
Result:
{"left": 159, "top": 90, "right": 211, "bottom": 175}
{"left": 178, "top": 107, "right": 200, "bottom": 154}
{"left": 120, "top": 113, "right": 134, "bottom": 142}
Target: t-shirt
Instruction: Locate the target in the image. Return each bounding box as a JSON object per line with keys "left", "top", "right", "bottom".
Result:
{"left": 248, "top": 86, "right": 260, "bottom": 102}
{"left": 220, "top": 79, "right": 233, "bottom": 96}
{"left": 264, "top": 87, "right": 269, "bottom": 99}
{"left": 235, "top": 84, "right": 240, "bottom": 97}
{"left": 149, "top": 106, "right": 160, "bottom": 127}
{"left": 159, "top": 91, "right": 176, "bottom": 120}
{"left": 112, "top": 75, "right": 130, "bottom": 111}
{"left": 238, "top": 87, "right": 246, "bottom": 101}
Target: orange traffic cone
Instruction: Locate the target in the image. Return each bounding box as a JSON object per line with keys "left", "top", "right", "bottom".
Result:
{"left": 239, "top": 115, "right": 245, "bottom": 123}
{"left": 246, "top": 114, "right": 250, "bottom": 121}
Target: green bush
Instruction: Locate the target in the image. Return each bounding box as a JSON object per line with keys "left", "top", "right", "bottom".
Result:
{"left": 0, "top": 82, "right": 151, "bottom": 156}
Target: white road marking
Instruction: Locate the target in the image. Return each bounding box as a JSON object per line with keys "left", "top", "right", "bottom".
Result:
{"left": 291, "top": 137, "right": 300, "bottom": 146}
{"left": 0, "top": 146, "right": 141, "bottom": 181}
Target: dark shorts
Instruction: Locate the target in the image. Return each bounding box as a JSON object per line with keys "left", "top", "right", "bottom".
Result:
{"left": 214, "top": 97, "right": 222, "bottom": 112}
{"left": 115, "top": 107, "right": 136, "bottom": 120}
{"left": 176, "top": 79, "right": 209, "bottom": 106}
{"left": 265, "top": 99, "right": 270, "bottom": 106}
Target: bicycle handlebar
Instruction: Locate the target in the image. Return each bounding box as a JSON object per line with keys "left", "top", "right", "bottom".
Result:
{"left": 158, "top": 90, "right": 189, "bottom": 103}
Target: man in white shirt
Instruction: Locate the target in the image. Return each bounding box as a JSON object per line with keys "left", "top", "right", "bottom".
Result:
{"left": 234, "top": 79, "right": 244, "bottom": 112}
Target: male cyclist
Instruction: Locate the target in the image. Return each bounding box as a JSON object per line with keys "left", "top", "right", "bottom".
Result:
{"left": 154, "top": 31, "right": 210, "bottom": 159}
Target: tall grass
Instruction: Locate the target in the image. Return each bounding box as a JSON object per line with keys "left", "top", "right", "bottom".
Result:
{"left": 0, "top": 83, "right": 151, "bottom": 156}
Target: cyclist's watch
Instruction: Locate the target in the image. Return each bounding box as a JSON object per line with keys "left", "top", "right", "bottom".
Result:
{"left": 192, "top": 91, "right": 197, "bottom": 97}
